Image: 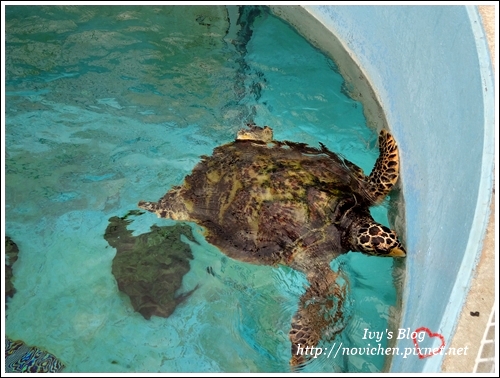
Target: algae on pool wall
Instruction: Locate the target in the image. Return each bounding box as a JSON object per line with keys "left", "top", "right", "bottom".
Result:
{"left": 5, "top": 236, "right": 20, "bottom": 301}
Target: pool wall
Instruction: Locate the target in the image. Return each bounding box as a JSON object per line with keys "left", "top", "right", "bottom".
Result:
{"left": 272, "top": 5, "right": 495, "bottom": 373}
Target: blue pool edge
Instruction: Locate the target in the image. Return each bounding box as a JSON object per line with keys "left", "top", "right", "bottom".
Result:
{"left": 421, "top": 5, "right": 495, "bottom": 373}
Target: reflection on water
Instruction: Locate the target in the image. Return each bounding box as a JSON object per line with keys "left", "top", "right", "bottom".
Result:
{"left": 104, "top": 210, "right": 198, "bottom": 320}
{"left": 5, "top": 5, "right": 402, "bottom": 372}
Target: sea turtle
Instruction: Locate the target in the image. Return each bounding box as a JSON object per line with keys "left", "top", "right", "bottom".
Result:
{"left": 138, "top": 125, "right": 406, "bottom": 367}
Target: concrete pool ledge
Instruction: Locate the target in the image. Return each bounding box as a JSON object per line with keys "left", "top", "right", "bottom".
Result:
{"left": 272, "top": 5, "right": 495, "bottom": 373}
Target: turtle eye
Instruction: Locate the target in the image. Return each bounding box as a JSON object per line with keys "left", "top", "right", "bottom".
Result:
{"left": 371, "top": 236, "right": 385, "bottom": 250}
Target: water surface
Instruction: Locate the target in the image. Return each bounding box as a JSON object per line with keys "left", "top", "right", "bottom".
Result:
{"left": 5, "top": 5, "right": 400, "bottom": 372}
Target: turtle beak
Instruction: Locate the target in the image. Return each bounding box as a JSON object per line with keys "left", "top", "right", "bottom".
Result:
{"left": 388, "top": 247, "right": 406, "bottom": 258}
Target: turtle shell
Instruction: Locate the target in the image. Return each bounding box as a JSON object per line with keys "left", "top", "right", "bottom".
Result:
{"left": 157, "top": 138, "right": 370, "bottom": 267}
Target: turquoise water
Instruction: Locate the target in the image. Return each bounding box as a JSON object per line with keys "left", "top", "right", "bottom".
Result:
{"left": 5, "top": 6, "right": 401, "bottom": 373}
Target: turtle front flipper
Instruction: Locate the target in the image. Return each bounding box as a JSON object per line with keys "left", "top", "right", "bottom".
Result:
{"left": 289, "top": 268, "right": 348, "bottom": 368}
{"left": 366, "top": 130, "right": 400, "bottom": 204}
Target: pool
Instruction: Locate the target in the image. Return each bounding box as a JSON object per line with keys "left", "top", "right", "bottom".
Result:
{"left": 5, "top": 5, "right": 406, "bottom": 372}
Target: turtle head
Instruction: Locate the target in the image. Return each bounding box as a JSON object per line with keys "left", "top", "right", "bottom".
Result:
{"left": 349, "top": 215, "right": 406, "bottom": 258}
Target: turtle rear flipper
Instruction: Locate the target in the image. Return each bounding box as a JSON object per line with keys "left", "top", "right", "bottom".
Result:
{"left": 138, "top": 200, "right": 159, "bottom": 213}
{"left": 138, "top": 186, "right": 192, "bottom": 221}
{"left": 366, "top": 130, "right": 400, "bottom": 204}
{"left": 289, "top": 268, "right": 348, "bottom": 368}
{"left": 236, "top": 124, "right": 273, "bottom": 143}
